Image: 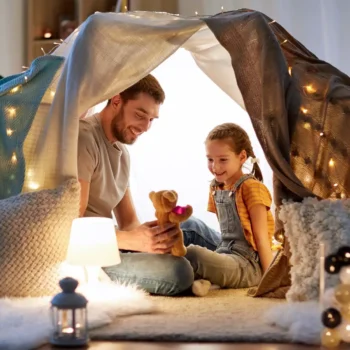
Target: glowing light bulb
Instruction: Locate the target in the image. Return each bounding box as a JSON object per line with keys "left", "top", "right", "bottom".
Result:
{"left": 124, "top": 5, "right": 128, "bottom": 11}
{"left": 335, "top": 284, "right": 350, "bottom": 304}
{"left": 320, "top": 132, "right": 324, "bottom": 136}
{"left": 341, "top": 304, "right": 350, "bottom": 321}
{"left": 28, "top": 182, "right": 40, "bottom": 190}
{"left": 6, "top": 128, "right": 14, "bottom": 136}
{"left": 275, "top": 232, "right": 284, "bottom": 243}
{"left": 7, "top": 107, "right": 16, "bottom": 117}
{"left": 305, "top": 84, "right": 316, "bottom": 93}
{"left": 329, "top": 158, "right": 335, "bottom": 167}
{"left": 303, "top": 122, "right": 311, "bottom": 130}
{"left": 10, "top": 86, "right": 19, "bottom": 93}
{"left": 281, "top": 39, "right": 288, "bottom": 45}
{"left": 195, "top": 11, "right": 198, "bottom": 15}
{"left": 11, "top": 152, "right": 17, "bottom": 164}
{"left": 288, "top": 66, "right": 292, "bottom": 75}
{"left": 334, "top": 183, "right": 338, "bottom": 187}
{"left": 301, "top": 107, "right": 308, "bottom": 114}
{"left": 305, "top": 175, "right": 312, "bottom": 183}
{"left": 321, "top": 328, "right": 341, "bottom": 348}
{"left": 340, "top": 266, "right": 350, "bottom": 285}
{"left": 221, "top": 6, "right": 224, "bottom": 12}
{"left": 339, "top": 322, "right": 350, "bottom": 343}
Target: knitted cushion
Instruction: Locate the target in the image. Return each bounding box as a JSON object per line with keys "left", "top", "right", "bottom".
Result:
{"left": 0, "top": 179, "right": 80, "bottom": 297}
{"left": 279, "top": 197, "right": 350, "bottom": 302}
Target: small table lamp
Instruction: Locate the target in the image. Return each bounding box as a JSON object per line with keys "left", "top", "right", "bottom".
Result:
{"left": 66, "top": 217, "right": 120, "bottom": 284}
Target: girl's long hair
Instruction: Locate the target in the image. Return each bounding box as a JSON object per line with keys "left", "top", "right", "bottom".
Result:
{"left": 206, "top": 123, "right": 263, "bottom": 182}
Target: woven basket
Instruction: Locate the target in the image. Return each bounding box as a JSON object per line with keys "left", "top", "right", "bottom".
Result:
{"left": 0, "top": 179, "right": 80, "bottom": 297}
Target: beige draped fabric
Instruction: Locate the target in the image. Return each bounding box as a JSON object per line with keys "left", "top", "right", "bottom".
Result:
{"left": 25, "top": 12, "right": 204, "bottom": 191}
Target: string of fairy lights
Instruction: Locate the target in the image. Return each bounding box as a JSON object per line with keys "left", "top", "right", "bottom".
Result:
{"left": 194, "top": 8, "right": 347, "bottom": 200}
{"left": 3, "top": 58, "right": 58, "bottom": 193}
{"left": 2, "top": 5, "right": 130, "bottom": 196}
{"left": 268, "top": 16, "right": 347, "bottom": 200}
{"left": 2, "top": 7, "right": 347, "bottom": 200}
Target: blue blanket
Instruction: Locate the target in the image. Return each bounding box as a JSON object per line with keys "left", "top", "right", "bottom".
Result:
{"left": 0, "top": 56, "right": 64, "bottom": 199}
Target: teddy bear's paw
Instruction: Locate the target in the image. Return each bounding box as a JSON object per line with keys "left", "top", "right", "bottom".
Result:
{"left": 172, "top": 245, "right": 187, "bottom": 257}
{"left": 192, "top": 279, "right": 211, "bottom": 297}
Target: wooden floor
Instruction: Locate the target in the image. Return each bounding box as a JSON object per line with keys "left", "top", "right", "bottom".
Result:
{"left": 39, "top": 340, "right": 350, "bottom": 349}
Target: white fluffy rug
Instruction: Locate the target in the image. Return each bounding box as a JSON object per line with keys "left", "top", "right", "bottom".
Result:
{"left": 0, "top": 282, "right": 156, "bottom": 350}
{"left": 265, "top": 301, "right": 321, "bottom": 345}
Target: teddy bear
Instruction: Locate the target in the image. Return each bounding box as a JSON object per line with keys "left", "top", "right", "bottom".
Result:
{"left": 149, "top": 190, "right": 193, "bottom": 257}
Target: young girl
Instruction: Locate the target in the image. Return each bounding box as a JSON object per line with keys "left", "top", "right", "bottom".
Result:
{"left": 185, "top": 122, "right": 275, "bottom": 296}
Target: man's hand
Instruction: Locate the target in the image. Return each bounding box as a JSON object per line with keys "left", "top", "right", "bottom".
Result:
{"left": 130, "top": 220, "right": 181, "bottom": 254}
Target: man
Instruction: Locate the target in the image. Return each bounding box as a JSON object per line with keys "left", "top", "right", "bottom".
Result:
{"left": 78, "top": 74, "right": 220, "bottom": 295}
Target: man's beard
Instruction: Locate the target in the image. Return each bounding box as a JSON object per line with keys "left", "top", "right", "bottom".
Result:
{"left": 111, "top": 108, "right": 136, "bottom": 145}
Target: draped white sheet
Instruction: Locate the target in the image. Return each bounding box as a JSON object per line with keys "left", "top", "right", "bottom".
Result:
{"left": 128, "top": 46, "right": 273, "bottom": 229}
{"left": 82, "top": 19, "right": 273, "bottom": 229}
{"left": 25, "top": 12, "right": 203, "bottom": 191}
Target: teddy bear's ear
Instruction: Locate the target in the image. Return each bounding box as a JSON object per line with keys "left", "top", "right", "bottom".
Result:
{"left": 163, "top": 190, "right": 177, "bottom": 202}
{"left": 169, "top": 190, "right": 178, "bottom": 199}
{"left": 149, "top": 191, "right": 156, "bottom": 201}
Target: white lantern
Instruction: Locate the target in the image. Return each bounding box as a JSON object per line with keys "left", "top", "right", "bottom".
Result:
{"left": 50, "top": 277, "right": 89, "bottom": 347}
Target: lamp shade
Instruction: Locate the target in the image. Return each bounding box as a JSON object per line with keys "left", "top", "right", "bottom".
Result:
{"left": 66, "top": 217, "right": 120, "bottom": 267}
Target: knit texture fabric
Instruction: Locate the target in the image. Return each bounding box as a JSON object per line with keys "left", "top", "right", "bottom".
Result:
{"left": 279, "top": 197, "right": 350, "bottom": 301}
{"left": 0, "top": 179, "right": 80, "bottom": 297}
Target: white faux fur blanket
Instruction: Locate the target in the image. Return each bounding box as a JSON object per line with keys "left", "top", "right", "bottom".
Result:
{"left": 0, "top": 282, "right": 156, "bottom": 350}
{"left": 265, "top": 301, "right": 321, "bottom": 345}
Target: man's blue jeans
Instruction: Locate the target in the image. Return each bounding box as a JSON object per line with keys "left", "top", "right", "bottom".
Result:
{"left": 103, "top": 217, "right": 221, "bottom": 296}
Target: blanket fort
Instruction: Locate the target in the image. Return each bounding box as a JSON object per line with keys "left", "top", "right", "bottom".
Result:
{"left": 0, "top": 9, "right": 349, "bottom": 297}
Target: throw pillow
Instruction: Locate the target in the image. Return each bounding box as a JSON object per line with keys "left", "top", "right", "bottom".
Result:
{"left": 279, "top": 197, "right": 350, "bottom": 302}
{"left": 0, "top": 179, "right": 80, "bottom": 297}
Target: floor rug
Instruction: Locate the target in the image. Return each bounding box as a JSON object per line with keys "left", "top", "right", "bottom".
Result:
{"left": 0, "top": 283, "right": 156, "bottom": 350}
{"left": 265, "top": 300, "right": 321, "bottom": 345}
{"left": 91, "top": 289, "right": 300, "bottom": 343}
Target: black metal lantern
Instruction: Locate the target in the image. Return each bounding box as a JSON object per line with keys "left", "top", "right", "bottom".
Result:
{"left": 50, "top": 277, "right": 89, "bottom": 347}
